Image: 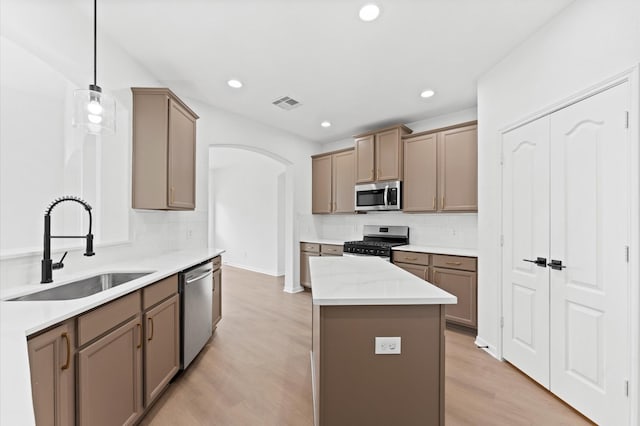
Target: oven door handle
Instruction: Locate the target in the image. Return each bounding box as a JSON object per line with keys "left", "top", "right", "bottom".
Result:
{"left": 383, "top": 185, "right": 389, "bottom": 206}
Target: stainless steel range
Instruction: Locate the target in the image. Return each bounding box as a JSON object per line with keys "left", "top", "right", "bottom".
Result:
{"left": 343, "top": 225, "right": 409, "bottom": 261}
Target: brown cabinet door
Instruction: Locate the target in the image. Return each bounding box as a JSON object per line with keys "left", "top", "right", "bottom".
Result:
{"left": 431, "top": 267, "right": 477, "bottom": 328}
{"left": 404, "top": 134, "right": 438, "bottom": 212}
{"left": 78, "top": 316, "right": 143, "bottom": 426}
{"left": 394, "top": 262, "right": 428, "bottom": 280}
{"left": 300, "top": 251, "right": 320, "bottom": 287}
{"left": 144, "top": 294, "right": 180, "bottom": 407}
{"left": 375, "top": 128, "right": 403, "bottom": 181}
{"left": 355, "top": 135, "right": 375, "bottom": 183}
{"left": 332, "top": 149, "right": 355, "bottom": 213}
{"left": 312, "top": 155, "right": 332, "bottom": 214}
{"left": 438, "top": 124, "right": 477, "bottom": 211}
{"left": 212, "top": 268, "right": 222, "bottom": 327}
{"left": 27, "top": 321, "right": 75, "bottom": 426}
{"left": 167, "top": 98, "right": 196, "bottom": 209}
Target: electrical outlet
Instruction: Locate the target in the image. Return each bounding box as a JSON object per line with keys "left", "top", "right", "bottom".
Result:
{"left": 375, "top": 337, "right": 401, "bottom": 355}
{"left": 186, "top": 229, "right": 193, "bottom": 240}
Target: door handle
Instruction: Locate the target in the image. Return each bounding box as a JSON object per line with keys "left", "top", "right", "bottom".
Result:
{"left": 547, "top": 259, "right": 566, "bottom": 270}
{"left": 383, "top": 185, "right": 389, "bottom": 206}
{"left": 523, "top": 257, "right": 547, "bottom": 267}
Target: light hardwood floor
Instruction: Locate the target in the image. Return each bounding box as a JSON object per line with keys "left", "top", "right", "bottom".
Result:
{"left": 141, "top": 266, "right": 593, "bottom": 426}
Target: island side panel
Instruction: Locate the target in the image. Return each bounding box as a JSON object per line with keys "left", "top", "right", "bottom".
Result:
{"left": 318, "top": 304, "right": 443, "bottom": 426}
{"left": 312, "top": 303, "right": 321, "bottom": 426}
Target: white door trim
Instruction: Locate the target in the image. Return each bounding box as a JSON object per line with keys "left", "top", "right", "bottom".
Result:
{"left": 498, "top": 65, "right": 640, "bottom": 426}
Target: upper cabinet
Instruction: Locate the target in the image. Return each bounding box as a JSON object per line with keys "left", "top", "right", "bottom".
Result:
{"left": 403, "top": 122, "right": 477, "bottom": 212}
{"left": 132, "top": 88, "right": 199, "bottom": 210}
{"left": 354, "top": 125, "right": 412, "bottom": 183}
{"left": 312, "top": 148, "right": 355, "bottom": 214}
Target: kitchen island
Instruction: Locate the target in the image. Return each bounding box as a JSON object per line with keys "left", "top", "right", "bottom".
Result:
{"left": 309, "top": 256, "right": 456, "bottom": 426}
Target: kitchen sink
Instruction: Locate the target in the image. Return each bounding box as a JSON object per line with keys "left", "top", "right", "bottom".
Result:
{"left": 9, "top": 272, "right": 153, "bottom": 301}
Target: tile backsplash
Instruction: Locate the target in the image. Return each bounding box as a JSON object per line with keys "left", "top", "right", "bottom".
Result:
{"left": 313, "top": 212, "right": 477, "bottom": 247}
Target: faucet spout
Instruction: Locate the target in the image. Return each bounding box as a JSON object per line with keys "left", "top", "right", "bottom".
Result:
{"left": 41, "top": 196, "right": 95, "bottom": 283}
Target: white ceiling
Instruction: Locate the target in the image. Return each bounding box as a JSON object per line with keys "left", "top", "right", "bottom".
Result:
{"left": 91, "top": 0, "right": 573, "bottom": 143}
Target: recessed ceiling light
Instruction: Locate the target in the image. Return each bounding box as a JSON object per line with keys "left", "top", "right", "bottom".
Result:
{"left": 227, "top": 79, "right": 243, "bottom": 89}
{"left": 321, "top": 121, "right": 332, "bottom": 128}
{"left": 420, "top": 89, "right": 435, "bottom": 98}
{"left": 359, "top": 4, "right": 380, "bottom": 22}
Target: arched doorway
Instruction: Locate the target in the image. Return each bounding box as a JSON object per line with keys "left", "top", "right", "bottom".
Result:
{"left": 208, "top": 144, "right": 299, "bottom": 293}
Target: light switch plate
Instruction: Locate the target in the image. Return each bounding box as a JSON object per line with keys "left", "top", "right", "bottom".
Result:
{"left": 375, "top": 336, "right": 401, "bottom": 354}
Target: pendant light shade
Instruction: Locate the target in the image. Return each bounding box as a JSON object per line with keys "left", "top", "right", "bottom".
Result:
{"left": 72, "top": 0, "right": 116, "bottom": 135}
{"left": 73, "top": 85, "right": 115, "bottom": 134}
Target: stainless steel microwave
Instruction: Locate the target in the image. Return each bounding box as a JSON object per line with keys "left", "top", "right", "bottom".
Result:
{"left": 355, "top": 181, "right": 401, "bottom": 211}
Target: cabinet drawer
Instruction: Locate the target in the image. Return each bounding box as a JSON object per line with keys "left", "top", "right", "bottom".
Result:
{"left": 143, "top": 275, "right": 178, "bottom": 310}
{"left": 321, "top": 244, "right": 343, "bottom": 256}
{"left": 212, "top": 256, "right": 222, "bottom": 271}
{"left": 393, "top": 251, "right": 429, "bottom": 266}
{"left": 301, "top": 242, "right": 320, "bottom": 253}
{"left": 432, "top": 254, "right": 476, "bottom": 271}
{"left": 77, "top": 291, "right": 141, "bottom": 347}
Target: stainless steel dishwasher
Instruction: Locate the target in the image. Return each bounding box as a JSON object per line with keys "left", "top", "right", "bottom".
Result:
{"left": 179, "top": 261, "right": 213, "bottom": 370}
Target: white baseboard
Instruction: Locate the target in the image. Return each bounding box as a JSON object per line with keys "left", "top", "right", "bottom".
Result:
{"left": 474, "top": 336, "right": 501, "bottom": 361}
{"left": 284, "top": 285, "right": 305, "bottom": 294}
{"left": 223, "top": 261, "right": 284, "bottom": 277}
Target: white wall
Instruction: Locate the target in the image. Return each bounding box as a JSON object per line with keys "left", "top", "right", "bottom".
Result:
{"left": 311, "top": 107, "right": 479, "bottom": 248}
{"left": 210, "top": 148, "right": 286, "bottom": 276}
{"left": 476, "top": 0, "right": 640, "bottom": 364}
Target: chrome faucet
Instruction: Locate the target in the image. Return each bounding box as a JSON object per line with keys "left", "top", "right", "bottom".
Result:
{"left": 41, "top": 196, "right": 95, "bottom": 283}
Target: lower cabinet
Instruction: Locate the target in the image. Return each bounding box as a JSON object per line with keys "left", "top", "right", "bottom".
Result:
{"left": 300, "top": 243, "right": 320, "bottom": 288}
{"left": 300, "top": 242, "right": 344, "bottom": 287}
{"left": 77, "top": 315, "right": 143, "bottom": 426}
{"left": 28, "top": 271, "right": 187, "bottom": 425}
{"left": 430, "top": 254, "right": 477, "bottom": 329}
{"left": 393, "top": 251, "right": 477, "bottom": 330}
{"left": 212, "top": 263, "right": 222, "bottom": 328}
{"left": 27, "top": 320, "right": 75, "bottom": 426}
{"left": 144, "top": 293, "right": 180, "bottom": 406}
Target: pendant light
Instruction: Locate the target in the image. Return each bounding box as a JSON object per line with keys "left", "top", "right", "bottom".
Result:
{"left": 72, "top": 0, "right": 115, "bottom": 135}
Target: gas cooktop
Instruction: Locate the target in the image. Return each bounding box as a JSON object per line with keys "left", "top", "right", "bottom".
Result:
{"left": 343, "top": 225, "right": 409, "bottom": 258}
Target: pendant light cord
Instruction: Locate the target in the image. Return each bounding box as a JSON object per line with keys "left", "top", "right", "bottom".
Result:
{"left": 93, "top": 0, "right": 97, "bottom": 86}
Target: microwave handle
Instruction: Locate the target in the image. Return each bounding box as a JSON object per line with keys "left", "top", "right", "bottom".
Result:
{"left": 383, "top": 184, "right": 389, "bottom": 206}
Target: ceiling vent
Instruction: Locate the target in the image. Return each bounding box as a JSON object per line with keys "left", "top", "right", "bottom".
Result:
{"left": 272, "top": 96, "right": 302, "bottom": 110}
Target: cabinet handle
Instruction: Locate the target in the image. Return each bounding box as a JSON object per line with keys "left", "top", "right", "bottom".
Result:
{"left": 148, "top": 317, "right": 154, "bottom": 341}
{"left": 370, "top": 169, "right": 374, "bottom": 180}
{"left": 136, "top": 323, "right": 142, "bottom": 349}
{"left": 441, "top": 196, "right": 445, "bottom": 209}
{"left": 432, "top": 197, "right": 436, "bottom": 210}
{"left": 445, "top": 261, "right": 462, "bottom": 266}
{"left": 170, "top": 187, "right": 175, "bottom": 204}
{"left": 405, "top": 257, "right": 418, "bottom": 261}
{"left": 61, "top": 332, "right": 70, "bottom": 371}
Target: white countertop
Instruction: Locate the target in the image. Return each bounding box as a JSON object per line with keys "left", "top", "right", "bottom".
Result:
{"left": 393, "top": 245, "right": 478, "bottom": 258}
{"left": 309, "top": 256, "right": 457, "bottom": 306}
{"left": 0, "top": 247, "right": 224, "bottom": 426}
{"left": 300, "top": 239, "right": 345, "bottom": 246}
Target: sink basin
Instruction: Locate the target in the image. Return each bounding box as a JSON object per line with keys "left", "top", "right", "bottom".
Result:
{"left": 9, "top": 272, "right": 153, "bottom": 301}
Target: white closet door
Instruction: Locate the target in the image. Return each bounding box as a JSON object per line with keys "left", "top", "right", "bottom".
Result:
{"left": 502, "top": 117, "right": 550, "bottom": 388}
{"left": 549, "top": 82, "right": 630, "bottom": 425}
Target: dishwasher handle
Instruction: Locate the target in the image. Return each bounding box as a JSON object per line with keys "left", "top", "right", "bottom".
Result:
{"left": 185, "top": 269, "right": 213, "bottom": 285}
